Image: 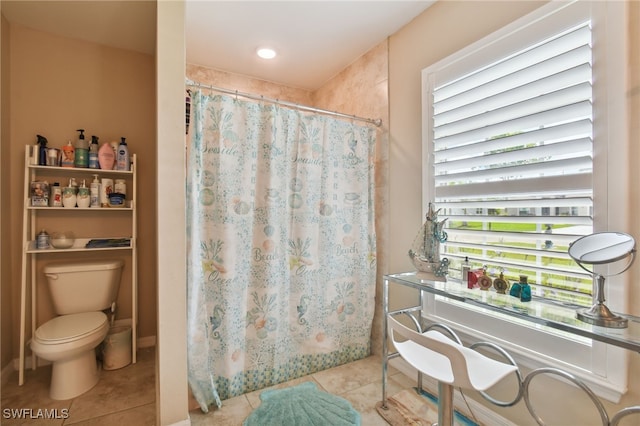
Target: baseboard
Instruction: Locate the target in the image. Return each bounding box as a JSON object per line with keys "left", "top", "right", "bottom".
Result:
{"left": 1, "top": 361, "right": 14, "bottom": 386}
{"left": 389, "top": 357, "right": 517, "bottom": 426}
{"left": 5, "top": 333, "right": 157, "bottom": 381}
{"left": 138, "top": 335, "right": 156, "bottom": 348}
{"left": 111, "top": 319, "right": 156, "bottom": 348}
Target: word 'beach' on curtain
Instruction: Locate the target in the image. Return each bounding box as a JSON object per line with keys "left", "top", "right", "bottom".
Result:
{"left": 186, "top": 89, "right": 378, "bottom": 412}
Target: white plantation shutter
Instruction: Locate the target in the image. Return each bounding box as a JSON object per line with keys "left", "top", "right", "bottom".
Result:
{"left": 428, "top": 22, "right": 594, "bottom": 306}
{"left": 421, "top": 0, "right": 630, "bottom": 399}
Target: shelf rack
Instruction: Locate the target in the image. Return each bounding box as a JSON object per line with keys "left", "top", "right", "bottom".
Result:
{"left": 18, "top": 147, "right": 138, "bottom": 385}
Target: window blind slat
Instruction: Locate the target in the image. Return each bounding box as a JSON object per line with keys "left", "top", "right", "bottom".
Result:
{"left": 436, "top": 197, "right": 593, "bottom": 210}
{"left": 435, "top": 53, "right": 591, "bottom": 119}
{"left": 434, "top": 101, "right": 592, "bottom": 149}
{"left": 435, "top": 174, "right": 592, "bottom": 198}
{"left": 445, "top": 229, "right": 590, "bottom": 246}
{"left": 443, "top": 214, "right": 592, "bottom": 226}
{"left": 435, "top": 23, "right": 591, "bottom": 101}
{"left": 435, "top": 156, "right": 592, "bottom": 185}
{"left": 435, "top": 138, "right": 592, "bottom": 175}
{"left": 434, "top": 120, "right": 592, "bottom": 162}
{"left": 434, "top": 82, "right": 592, "bottom": 139}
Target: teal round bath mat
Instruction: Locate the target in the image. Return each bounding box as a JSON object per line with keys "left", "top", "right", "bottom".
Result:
{"left": 243, "top": 381, "right": 361, "bottom": 426}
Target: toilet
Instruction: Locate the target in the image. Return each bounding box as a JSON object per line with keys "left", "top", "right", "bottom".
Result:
{"left": 30, "top": 259, "right": 123, "bottom": 400}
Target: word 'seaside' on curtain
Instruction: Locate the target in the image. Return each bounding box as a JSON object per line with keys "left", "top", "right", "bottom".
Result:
{"left": 186, "top": 89, "right": 378, "bottom": 412}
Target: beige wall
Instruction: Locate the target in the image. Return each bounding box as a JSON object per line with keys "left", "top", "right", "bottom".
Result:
{"left": 3, "top": 23, "right": 157, "bottom": 367}
{"left": 1, "top": 10, "right": 12, "bottom": 372}
{"left": 627, "top": 2, "right": 640, "bottom": 424}
{"left": 389, "top": 1, "right": 640, "bottom": 424}
{"left": 156, "top": 1, "right": 189, "bottom": 423}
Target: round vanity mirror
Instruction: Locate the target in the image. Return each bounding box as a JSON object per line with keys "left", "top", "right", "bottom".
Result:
{"left": 568, "top": 232, "right": 636, "bottom": 328}
{"left": 568, "top": 232, "right": 636, "bottom": 265}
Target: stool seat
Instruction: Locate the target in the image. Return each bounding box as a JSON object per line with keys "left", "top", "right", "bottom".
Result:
{"left": 388, "top": 315, "right": 518, "bottom": 426}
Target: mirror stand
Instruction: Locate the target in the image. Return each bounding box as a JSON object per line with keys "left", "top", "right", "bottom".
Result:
{"left": 577, "top": 274, "right": 628, "bottom": 328}
{"left": 569, "top": 232, "right": 635, "bottom": 329}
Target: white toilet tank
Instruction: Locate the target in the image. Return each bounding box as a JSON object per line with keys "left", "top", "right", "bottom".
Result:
{"left": 44, "top": 260, "right": 124, "bottom": 315}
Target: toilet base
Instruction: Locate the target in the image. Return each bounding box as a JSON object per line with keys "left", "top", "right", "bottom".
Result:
{"left": 50, "top": 349, "right": 99, "bottom": 400}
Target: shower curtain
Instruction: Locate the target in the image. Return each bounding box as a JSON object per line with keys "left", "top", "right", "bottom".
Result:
{"left": 186, "top": 89, "right": 377, "bottom": 412}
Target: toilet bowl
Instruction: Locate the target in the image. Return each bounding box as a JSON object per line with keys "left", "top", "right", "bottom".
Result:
{"left": 31, "top": 312, "right": 109, "bottom": 400}
{"left": 29, "top": 259, "right": 123, "bottom": 400}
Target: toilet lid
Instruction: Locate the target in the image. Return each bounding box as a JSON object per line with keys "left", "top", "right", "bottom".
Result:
{"left": 35, "top": 312, "right": 107, "bottom": 343}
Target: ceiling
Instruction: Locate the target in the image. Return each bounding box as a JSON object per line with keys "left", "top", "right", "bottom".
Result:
{"left": 0, "top": 1, "right": 157, "bottom": 57}
{"left": 1, "top": 1, "right": 434, "bottom": 90}
{"left": 185, "top": 1, "right": 434, "bottom": 90}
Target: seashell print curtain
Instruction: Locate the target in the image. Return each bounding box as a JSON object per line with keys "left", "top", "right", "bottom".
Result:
{"left": 186, "top": 89, "right": 377, "bottom": 412}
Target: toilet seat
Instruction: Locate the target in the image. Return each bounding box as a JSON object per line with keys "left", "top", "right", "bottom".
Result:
{"left": 35, "top": 312, "right": 108, "bottom": 345}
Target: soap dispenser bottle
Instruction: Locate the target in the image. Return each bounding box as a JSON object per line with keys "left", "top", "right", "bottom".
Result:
{"left": 74, "top": 129, "right": 89, "bottom": 168}
{"left": 116, "top": 137, "right": 130, "bottom": 171}
{"left": 89, "top": 135, "right": 100, "bottom": 169}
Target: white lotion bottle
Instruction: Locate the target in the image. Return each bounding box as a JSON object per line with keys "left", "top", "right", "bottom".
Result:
{"left": 116, "top": 137, "right": 130, "bottom": 171}
{"left": 90, "top": 174, "right": 101, "bottom": 208}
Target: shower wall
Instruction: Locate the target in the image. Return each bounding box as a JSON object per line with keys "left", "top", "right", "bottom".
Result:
{"left": 186, "top": 64, "right": 312, "bottom": 105}
{"left": 313, "top": 40, "right": 389, "bottom": 357}
{"left": 186, "top": 39, "right": 390, "bottom": 357}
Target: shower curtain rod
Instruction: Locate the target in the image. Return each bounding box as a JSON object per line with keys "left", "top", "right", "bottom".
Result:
{"left": 186, "top": 79, "right": 382, "bottom": 127}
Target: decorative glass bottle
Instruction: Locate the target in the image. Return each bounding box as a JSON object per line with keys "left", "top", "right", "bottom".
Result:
{"left": 519, "top": 275, "right": 531, "bottom": 302}
{"left": 493, "top": 271, "right": 510, "bottom": 294}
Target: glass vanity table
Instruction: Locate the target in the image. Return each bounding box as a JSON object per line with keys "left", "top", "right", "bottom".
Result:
{"left": 381, "top": 272, "right": 640, "bottom": 425}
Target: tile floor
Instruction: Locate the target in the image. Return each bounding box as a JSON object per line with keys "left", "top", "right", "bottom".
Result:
{"left": 189, "top": 356, "right": 414, "bottom": 425}
{"left": 1, "top": 347, "right": 156, "bottom": 425}
{"left": 1, "top": 347, "right": 416, "bottom": 425}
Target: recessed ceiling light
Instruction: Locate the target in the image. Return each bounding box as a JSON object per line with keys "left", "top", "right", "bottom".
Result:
{"left": 257, "top": 48, "right": 277, "bottom": 59}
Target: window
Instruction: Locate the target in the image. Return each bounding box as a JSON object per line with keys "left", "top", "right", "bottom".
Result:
{"left": 422, "top": 0, "right": 629, "bottom": 401}
{"left": 432, "top": 20, "right": 594, "bottom": 307}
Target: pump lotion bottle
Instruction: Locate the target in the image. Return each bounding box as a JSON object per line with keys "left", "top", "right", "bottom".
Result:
{"left": 116, "top": 137, "right": 130, "bottom": 171}
{"left": 74, "top": 129, "right": 89, "bottom": 168}
{"left": 89, "top": 135, "right": 100, "bottom": 169}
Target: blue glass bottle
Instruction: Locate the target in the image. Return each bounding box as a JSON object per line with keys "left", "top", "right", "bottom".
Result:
{"left": 519, "top": 275, "right": 531, "bottom": 302}
{"left": 509, "top": 280, "right": 521, "bottom": 298}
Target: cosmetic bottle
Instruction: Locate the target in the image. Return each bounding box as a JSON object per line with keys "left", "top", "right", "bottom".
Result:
{"left": 98, "top": 142, "right": 115, "bottom": 170}
{"left": 519, "top": 275, "right": 531, "bottom": 302}
{"left": 461, "top": 256, "right": 470, "bottom": 287}
{"left": 90, "top": 175, "right": 101, "bottom": 208}
{"left": 116, "top": 137, "right": 130, "bottom": 171}
{"left": 89, "top": 135, "right": 100, "bottom": 169}
{"left": 493, "top": 271, "right": 510, "bottom": 294}
{"left": 36, "top": 229, "right": 50, "bottom": 249}
{"left": 74, "top": 129, "right": 88, "bottom": 168}
{"left": 37, "top": 135, "right": 48, "bottom": 166}
{"left": 61, "top": 141, "right": 75, "bottom": 168}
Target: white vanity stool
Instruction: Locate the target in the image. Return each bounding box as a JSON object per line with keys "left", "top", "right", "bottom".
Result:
{"left": 388, "top": 315, "right": 518, "bottom": 426}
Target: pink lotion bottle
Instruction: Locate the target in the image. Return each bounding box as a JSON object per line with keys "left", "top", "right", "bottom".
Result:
{"left": 98, "top": 142, "right": 115, "bottom": 170}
